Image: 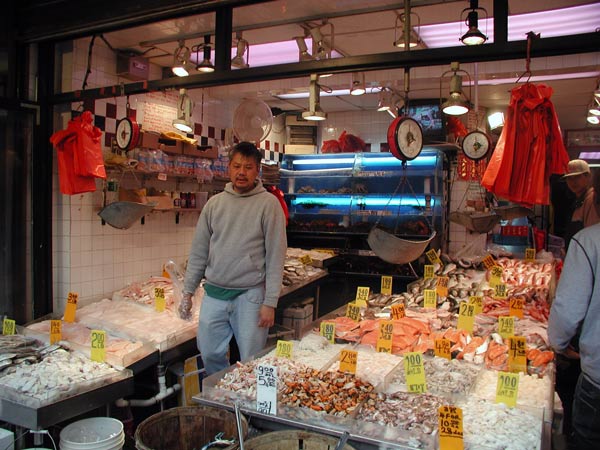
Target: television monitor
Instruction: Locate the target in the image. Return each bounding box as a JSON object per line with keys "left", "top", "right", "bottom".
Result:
{"left": 399, "top": 99, "right": 446, "bottom": 144}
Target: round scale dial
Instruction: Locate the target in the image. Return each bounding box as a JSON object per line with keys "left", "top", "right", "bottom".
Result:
{"left": 462, "top": 130, "right": 491, "bottom": 161}
{"left": 116, "top": 118, "right": 139, "bottom": 150}
{"left": 388, "top": 116, "right": 424, "bottom": 161}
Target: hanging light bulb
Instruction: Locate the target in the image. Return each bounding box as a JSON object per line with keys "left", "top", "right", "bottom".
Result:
{"left": 172, "top": 40, "right": 191, "bottom": 77}
{"left": 350, "top": 72, "right": 366, "bottom": 96}
{"left": 194, "top": 35, "right": 215, "bottom": 73}
{"left": 172, "top": 88, "right": 194, "bottom": 133}
{"left": 588, "top": 97, "right": 600, "bottom": 116}
{"left": 377, "top": 89, "right": 393, "bottom": 112}
{"left": 302, "top": 74, "right": 327, "bottom": 121}
{"left": 587, "top": 114, "right": 600, "bottom": 125}
{"left": 393, "top": 12, "right": 421, "bottom": 48}
{"left": 231, "top": 32, "right": 250, "bottom": 69}
{"left": 460, "top": 0, "right": 488, "bottom": 46}
{"left": 440, "top": 62, "right": 471, "bottom": 116}
{"left": 295, "top": 36, "right": 314, "bottom": 62}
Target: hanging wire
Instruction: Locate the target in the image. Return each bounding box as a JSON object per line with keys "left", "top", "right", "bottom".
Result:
{"left": 515, "top": 31, "right": 540, "bottom": 84}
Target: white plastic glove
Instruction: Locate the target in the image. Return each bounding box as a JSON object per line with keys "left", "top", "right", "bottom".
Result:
{"left": 179, "top": 293, "right": 193, "bottom": 320}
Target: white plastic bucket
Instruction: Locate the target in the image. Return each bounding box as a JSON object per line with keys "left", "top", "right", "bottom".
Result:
{"left": 59, "top": 417, "right": 124, "bottom": 450}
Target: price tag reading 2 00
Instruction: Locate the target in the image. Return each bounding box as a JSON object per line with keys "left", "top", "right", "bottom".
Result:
{"left": 496, "top": 371, "right": 519, "bottom": 407}
{"left": 404, "top": 352, "right": 427, "bottom": 393}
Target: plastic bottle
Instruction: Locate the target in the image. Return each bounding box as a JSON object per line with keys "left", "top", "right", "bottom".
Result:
{"left": 189, "top": 192, "right": 196, "bottom": 209}
{"left": 172, "top": 191, "right": 181, "bottom": 208}
{"left": 180, "top": 192, "right": 188, "bottom": 208}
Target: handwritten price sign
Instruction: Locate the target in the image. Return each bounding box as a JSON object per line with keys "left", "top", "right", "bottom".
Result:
{"left": 424, "top": 265, "right": 435, "bottom": 279}
{"left": 256, "top": 364, "right": 277, "bottom": 414}
{"left": 509, "top": 297, "right": 524, "bottom": 318}
{"left": 340, "top": 349, "right": 358, "bottom": 374}
{"left": 320, "top": 322, "right": 335, "bottom": 343}
{"left": 154, "top": 287, "right": 166, "bottom": 312}
{"left": 376, "top": 320, "right": 393, "bottom": 353}
{"left": 380, "top": 276, "right": 393, "bottom": 295}
{"left": 346, "top": 302, "right": 360, "bottom": 321}
{"left": 355, "top": 286, "right": 370, "bottom": 307}
{"left": 64, "top": 292, "right": 78, "bottom": 323}
{"left": 435, "top": 338, "right": 451, "bottom": 360}
{"left": 496, "top": 371, "right": 519, "bottom": 407}
{"left": 50, "top": 320, "right": 62, "bottom": 344}
{"left": 276, "top": 340, "right": 293, "bottom": 359}
{"left": 90, "top": 330, "right": 106, "bottom": 362}
{"left": 438, "top": 405, "right": 464, "bottom": 450}
{"left": 404, "top": 352, "right": 427, "bottom": 393}
{"left": 391, "top": 303, "right": 406, "bottom": 320}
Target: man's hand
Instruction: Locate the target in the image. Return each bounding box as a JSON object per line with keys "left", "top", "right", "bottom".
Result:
{"left": 179, "top": 293, "right": 193, "bottom": 320}
{"left": 258, "top": 305, "right": 275, "bottom": 328}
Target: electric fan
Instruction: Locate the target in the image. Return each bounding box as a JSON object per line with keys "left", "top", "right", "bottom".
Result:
{"left": 232, "top": 98, "right": 273, "bottom": 143}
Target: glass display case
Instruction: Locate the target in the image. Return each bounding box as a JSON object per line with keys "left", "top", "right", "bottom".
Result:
{"left": 279, "top": 146, "right": 450, "bottom": 254}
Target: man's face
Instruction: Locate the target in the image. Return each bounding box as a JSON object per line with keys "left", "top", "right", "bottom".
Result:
{"left": 229, "top": 152, "right": 259, "bottom": 194}
{"left": 565, "top": 173, "right": 589, "bottom": 197}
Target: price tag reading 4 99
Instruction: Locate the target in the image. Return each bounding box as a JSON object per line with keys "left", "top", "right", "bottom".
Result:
{"left": 391, "top": 303, "right": 406, "bottom": 320}
{"left": 90, "top": 330, "right": 106, "bottom": 362}
{"left": 404, "top": 352, "right": 427, "bottom": 393}
{"left": 508, "top": 336, "right": 527, "bottom": 373}
{"left": 376, "top": 320, "right": 393, "bottom": 353}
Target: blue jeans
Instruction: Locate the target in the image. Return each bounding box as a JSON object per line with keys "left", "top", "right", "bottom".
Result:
{"left": 197, "top": 286, "right": 269, "bottom": 375}
{"left": 571, "top": 373, "right": 600, "bottom": 450}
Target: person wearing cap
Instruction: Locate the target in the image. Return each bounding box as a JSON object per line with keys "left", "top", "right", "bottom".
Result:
{"left": 563, "top": 159, "right": 599, "bottom": 246}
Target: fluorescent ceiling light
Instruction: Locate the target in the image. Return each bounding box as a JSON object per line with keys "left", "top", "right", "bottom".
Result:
{"left": 277, "top": 87, "right": 379, "bottom": 99}
{"left": 579, "top": 152, "right": 600, "bottom": 159}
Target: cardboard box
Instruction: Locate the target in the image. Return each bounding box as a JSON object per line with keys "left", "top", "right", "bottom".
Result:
{"left": 182, "top": 144, "right": 218, "bottom": 159}
{"left": 282, "top": 301, "right": 314, "bottom": 339}
{"left": 159, "top": 140, "right": 183, "bottom": 155}
{"left": 138, "top": 130, "right": 160, "bottom": 150}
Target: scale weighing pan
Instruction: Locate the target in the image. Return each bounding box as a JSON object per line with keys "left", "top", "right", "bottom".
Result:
{"left": 98, "top": 201, "right": 156, "bottom": 230}
{"left": 367, "top": 228, "right": 437, "bottom": 264}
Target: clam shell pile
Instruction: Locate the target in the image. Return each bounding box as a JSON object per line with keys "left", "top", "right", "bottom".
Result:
{"left": 282, "top": 258, "right": 324, "bottom": 287}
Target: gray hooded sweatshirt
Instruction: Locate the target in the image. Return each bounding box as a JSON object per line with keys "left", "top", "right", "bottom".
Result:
{"left": 183, "top": 179, "right": 287, "bottom": 308}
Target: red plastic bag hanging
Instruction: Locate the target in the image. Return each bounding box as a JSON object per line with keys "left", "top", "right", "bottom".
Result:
{"left": 50, "top": 128, "right": 98, "bottom": 195}
{"left": 71, "top": 111, "right": 106, "bottom": 178}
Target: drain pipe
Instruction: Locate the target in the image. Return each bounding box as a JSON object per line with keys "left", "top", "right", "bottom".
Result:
{"left": 115, "top": 364, "right": 181, "bottom": 409}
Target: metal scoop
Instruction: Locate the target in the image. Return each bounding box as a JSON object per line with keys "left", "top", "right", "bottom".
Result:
{"left": 98, "top": 201, "right": 156, "bottom": 230}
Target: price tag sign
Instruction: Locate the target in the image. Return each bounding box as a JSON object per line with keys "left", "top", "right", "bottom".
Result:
{"left": 494, "top": 283, "right": 508, "bottom": 299}
{"left": 299, "top": 254, "right": 312, "bottom": 265}
{"left": 355, "top": 286, "right": 370, "bottom": 307}
{"left": 424, "top": 265, "right": 435, "bottom": 279}
{"left": 508, "top": 336, "right": 527, "bottom": 373}
{"left": 498, "top": 316, "right": 515, "bottom": 338}
{"left": 435, "top": 338, "right": 451, "bottom": 360}
{"left": 154, "top": 287, "right": 166, "bottom": 312}
{"left": 489, "top": 266, "right": 504, "bottom": 287}
{"left": 438, "top": 405, "right": 464, "bottom": 450}
{"left": 64, "top": 292, "right": 78, "bottom": 323}
{"left": 376, "top": 320, "right": 393, "bottom": 353}
{"left": 525, "top": 248, "right": 536, "bottom": 262}
{"left": 404, "top": 352, "right": 427, "bottom": 393}
{"left": 320, "top": 322, "right": 335, "bottom": 343}
{"left": 468, "top": 296, "right": 483, "bottom": 315}
{"left": 256, "top": 364, "right": 277, "bottom": 415}
{"left": 339, "top": 349, "right": 358, "bottom": 374}
{"left": 496, "top": 371, "right": 519, "bottom": 407}
{"left": 424, "top": 289, "right": 437, "bottom": 309}
{"left": 157, "top": 172, "right": 168, "bottom": 181}
{"left": 50, "top": 320, "right": 62, "bottom": 344}
{"left": 509, "top": 297, "right": 524, "bottom": 318}
{"left": 436, "top": 276, "right": 449, "bottom": 297}
{"left": 482, "top": 254, "right": 496, "bottom": 270}
{"left": 90, "top": 330, "right": 106, "bottom": 362}
{"left": 426, "top": 249, "right": 442, "bottom": 265}
{"left": 391, "top": 303, "right": 406, "bottom": 320}
{"left": 311, "top": 248, "right": 336, "bottom": 256}
{"left": 346, "top": 302, "right": 361, "bottom": 321}
{"left": 2, "top": 318, "right": 16, "bottom": 336}
{"left": 276, "top": 340, "right": 293, "bottom": 359}
{"left": 457, "top": 302, "right": 475, "bottom": 333}
{"left": 380, "top": 276, "right": 393, "bottom": 295}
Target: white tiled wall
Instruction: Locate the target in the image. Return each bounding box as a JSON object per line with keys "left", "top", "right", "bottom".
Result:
{"left": 318, "top": 110, "right": 393, "bottom": 152}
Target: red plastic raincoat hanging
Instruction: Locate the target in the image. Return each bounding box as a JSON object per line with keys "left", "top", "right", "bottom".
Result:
{"left": 50, "top": 110, "right": 106, "bottom": 195}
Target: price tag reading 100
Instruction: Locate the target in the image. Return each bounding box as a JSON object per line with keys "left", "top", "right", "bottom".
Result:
{"left": 380, "top": 276, "right": 393, "bottom": 295}
{"left": 423, "top": 265, "right": 435, "bottom": 279}
{"left": 90, "top": 330, "right": 106, "bottom": 362}
{"left": 424, "top": 289, "right": 437, "bottom": 309}
{"left": 404, "top": 352, "right": 427, "bottom": 393}
{"left": 320, "top": 322, "right": 335, "bottom": 343}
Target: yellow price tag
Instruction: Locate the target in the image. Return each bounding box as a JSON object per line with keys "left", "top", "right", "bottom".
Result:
{"left": 434, "top": 338, "right": 451, "bottom": 360}
{"left": 489, "top": 266, "right": 504, "bottom": 286}
{"left": 346, "top": 302, "right": 361, "bottom": 321}
{"left": 320, "top": 322, "right": 336, "bottom": 344}
{"left": 390, "top": 303, "right": 406, "bottom": 320}
{"left": 90, "top": 330, "right": 106, "bottom": 362}
{"left": 50, "top": 319, "right": 62, "bottom": 344}
{"left": 494, "top": 283, "right": 508, "bottom": 299}
{"left": 438, "top": 406, "right": 464, "bottom": 450}
{"left": 2, "top": 318, "right": 16, "bottom": 336}
{"left": 311, "top": 248, "right": 336, "bottom": 256}
{"left": 496, "top": 371, "right": 519, "bottom": 407}
{"left": 404, "top": 352, "right": 427, "bottom": 393}
{"left": 436, "top": 276, "right": 449, "bottom": 297}
{"left": 276, "top": 340, "right": 293, "bottom": 359}
{"left": 380, "top": 276, "right": 393, "bottom": 295}
{"left": 457, "top": 302, "right": 475, "bottom": 333}
{"left": 64, "top": 292, "right": 78, "bottom": 323}
{"left": 299, "top": 254, "right": 312, "bottom": 265}
{"left": 498, "top": 316, "right": 515, "bottom": 338}
{"left": 424, "top": 265, "right": 435, "bottom": 279}
{"left": 508, "top": 336, "right": 527, "bottom": 373}
{"left": 355, "top": 286, "right": 370, "bottom": 306}
{"left": 154, "top": 287, "right": 166, "bottom": 312}
{"left": 509, "top": 297, "right": 524, "bottom": 318}
{"left": 376, "top": 320, "right": 393, "bottom": 353}
{"left": 424, "top": 289, "right": 437, "bottom": 309}
{"left": 525, "top": 248, "right": 536, "bottom": 262}
{"left": 339, "top": 349, "right": 358, "bottom": 374}
{"left": 468, "top": 296, "right": 483, "bottom": 315}
{"left": 482, "top": 254, "right": 496, "bottom": 270}
{"left": 426, "top": 249, "right": 442, "bottom": 265}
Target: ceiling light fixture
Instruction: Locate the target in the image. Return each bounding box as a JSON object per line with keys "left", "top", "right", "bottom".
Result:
{"left": 377, "top": 89, "right": 393, "bottom": 112}
{"left": 460, "top": 0, "right": 488, "bottom": 46}
{"left": 393, "top": 1, "right": 421, "bottom": 49}
{"left": 488, "top": 111, "right": 505, "bottom": 130}
{"left": 440, "top": 62, "right": 472, "bottom": 116}
{"left": 295, "top": 36, "right": 314, "bottom": 62}
{"left": 302, "top": 74, "right": 327, "bottom": 121}
{"left": 350, "top": 72, "right": 366, "bottom": 96}
{"left": 590, "top": 97, "right": 600, "bottom": 116}
{"left": 587, "top": 114, "right": 600, "bottom": 125}
{"left": 231, "top": 32, "right": 250, "bottom": 69}
{"left": 172, "top": 88, "right": 194, "bottom": 133}
{"left": 194, "top": 35, "right": 215, "bottom": 73}
{"left": 172, "top": 40, "right": 191, "bottom": 77}
{"left": 308, "top": 20, "right": 335, "bottom": 61}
